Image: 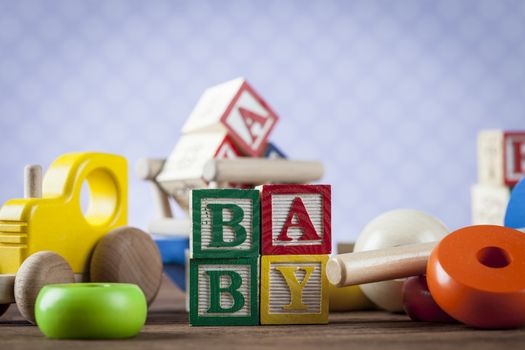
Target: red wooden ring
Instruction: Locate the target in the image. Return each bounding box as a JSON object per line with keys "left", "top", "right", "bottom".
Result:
{"left": 427, "top": 225, "right": 525, "bottom": 329}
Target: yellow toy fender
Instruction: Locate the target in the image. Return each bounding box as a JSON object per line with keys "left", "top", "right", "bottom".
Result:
{"left": 0, "top": 152, "right": 127, "bottom": 275}
{"left": 0, "top": 152, "right": 162, "bottom": 323}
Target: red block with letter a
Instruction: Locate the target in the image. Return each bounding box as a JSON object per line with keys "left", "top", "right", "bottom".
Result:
{"left": 261, "top": 184, "right": 331, "bottom": 255}
{"left": 182, "top": 77, "right": 279, "bottom": 157}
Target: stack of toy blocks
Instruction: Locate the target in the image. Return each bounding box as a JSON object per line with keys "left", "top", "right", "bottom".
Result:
{"left": 189, "top": 184, "right": 331, "bottom": 326}
{"left": 472, "top": 130, "right": 525, "bottom": 225}
{"left": 156, "top": 78, "right": 283, "bottom": 212}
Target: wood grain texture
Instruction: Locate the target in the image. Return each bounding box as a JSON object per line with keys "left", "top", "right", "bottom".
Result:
{"left": 0, "top": 274, "right": 15, "bottom": 304}
{"left": 261, "top": 184, "right": 331, "bottom": 255}
{"left": 2, "top": 276, "right": 525, "bottom": 349}
{"left": 156, "top": 132, "right": 240, "bottom": 193}
{"left": 90, "top": 227, "right": 163, "bottom": 305}
{"left": 181, "top": 78, "right": 279, "bottom": 157}
{"left": 14, "top": 251, "right": 75, "bottom": 324}
{"left": 477, "top": 130, "right": 525, "bottom": 187}
{"left": 260, "top": 255, "right": 328, "bottom": 325}
{"left": 353, "top": 209, "right": 449, "bottom": 313}
{"left": 327, "top": 242, "right": 437, "bottom": 288}
{"left": 24, "top": 165, "right": 42, "bottom": 198}
{"left": 189, "top": 258, "right": 259, "bottom": 326}
{"left": 471, "top": 183, "right": 510, "bottom": 225}
{"left": 202, "top": 159, "right": 323, "bottom": 184}
{"left": 191, "top": 189, "right": 260, "bottom": 258}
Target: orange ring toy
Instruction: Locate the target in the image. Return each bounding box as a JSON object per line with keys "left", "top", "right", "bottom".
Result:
{"left": 427, "top": 225, "right": 525, "bottom": 329}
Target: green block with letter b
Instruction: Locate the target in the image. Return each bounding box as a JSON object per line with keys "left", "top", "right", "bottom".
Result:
{"left": 191, "top": 189, "right": 260, "bottom": 258}
{"left": 189, "top": 258, "right": 259, "bottom": 326}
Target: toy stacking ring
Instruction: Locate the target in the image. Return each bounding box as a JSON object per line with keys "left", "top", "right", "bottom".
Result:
{"left": 427, "top": 225, "right": 525, "bottom": 329}
{"left": 35, "top": 283, "right": 147, "bottom": 339}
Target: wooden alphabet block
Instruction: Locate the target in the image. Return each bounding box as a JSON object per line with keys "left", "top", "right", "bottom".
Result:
{"left": 189, "top": 258, "right": 259, "bottom": 326}
{"left": 260, "top": 255, "right": 328, "bottom": 324}
{"left": 264, "top": 142, "right": 287, "bottom": 159}
{"left": 261, "top": 184, "right": 331, "bottom": 255}
{"left": 182, "top": 78, "right": 279, "bottom": 157}
{"left": 156, "top": 132, "right": 241, "bottom": 205}
{"left": 478, "top": 130, "right": 525, "bottom": 187}
{"left": 191, "top": 189, "right": 260, "bottom": 258}
{"left": 471, "top": 183, "right": 510, "bottom": 225}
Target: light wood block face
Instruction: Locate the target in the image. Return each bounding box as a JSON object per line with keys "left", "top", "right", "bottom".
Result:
{"left": 478, "top": 130, "right": 525, "bottom": 187}
{"left": 260, "top": 255, "right": 328, "bottom": 324}
{"left": 191, "top": 189, "right": 260, "bottom": 258}
{"left": 156, "top": 132, "right": 241, "bottom": 194}
{"left": 471, "top": 184, "right": 511, "bottom": 225}
{"left": 182, "top": 77, "right": 279, "bottom": 157}
{"left": 261, "top": 184, "right": 331, "bottom": 255}
{"left": 189, "top": 258, "right": 259, "bottom": 326}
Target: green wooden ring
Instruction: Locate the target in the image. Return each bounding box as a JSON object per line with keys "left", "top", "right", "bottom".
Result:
{"left": 35, "top": 283, "right": 147, "bottom": 339}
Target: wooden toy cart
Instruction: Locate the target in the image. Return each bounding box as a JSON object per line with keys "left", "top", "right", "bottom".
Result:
{"left": 0, "top": 153, "right": 162, "bottom": 323}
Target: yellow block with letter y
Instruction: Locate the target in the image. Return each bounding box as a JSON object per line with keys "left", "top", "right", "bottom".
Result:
{"left": 260, "top": 255, "right": 328, "bottom": 324}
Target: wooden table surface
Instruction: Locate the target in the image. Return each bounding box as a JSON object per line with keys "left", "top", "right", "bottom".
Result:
{"left": 2, "top": 276, "right": 524, "bottom": 350}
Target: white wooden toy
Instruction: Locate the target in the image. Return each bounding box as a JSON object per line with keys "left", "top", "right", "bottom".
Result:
{"left": 351, "top": 210, "right": 449, "bottom": 312}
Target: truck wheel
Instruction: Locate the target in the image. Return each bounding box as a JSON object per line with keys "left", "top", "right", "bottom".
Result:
{"left": 90, "top": 227, "right": 163, "bottom": 305}
{"left": 14, "top": 251, "right": 75, "bottom": 324}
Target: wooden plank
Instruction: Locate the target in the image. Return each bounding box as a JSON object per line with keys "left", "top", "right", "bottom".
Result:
{"left": 2, "top": 276, "right": 525, "bottom": 349}
{"left": 260, "top": 255, "right": 328, "bottom": 325}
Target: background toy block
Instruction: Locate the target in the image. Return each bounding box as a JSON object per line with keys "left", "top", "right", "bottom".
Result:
{"left": 191, "top": 189, "right": 260, "bottom": 258}
{"left": 261, "top": 184, "right": 331, "bottom": 255}
{"left": 189, "top": 258, "right": 259, "bottom": 326}
{"left": 182, "top": 77, "right": 279, "bottom": 157}
{"left": 471, "top": 183, "right": 510, "bottom": 225}
{"left": 156, "top": 131, "right": 241, "bottom": 212}
{"left": 264, "top": 142, "right": 287, "bottom": 159}
{"left": 505, "top": 176, "right": 525, "bottom": 230}
{"left": 260, "top": 255, "right": 328, "bottom": 325}
{"left": 478, "top": 130, "right": 525, "bottom": 187}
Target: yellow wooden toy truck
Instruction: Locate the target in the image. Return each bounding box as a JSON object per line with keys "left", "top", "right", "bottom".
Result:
{"left": 0, "top": 152, "right": 163, "bottom": 323}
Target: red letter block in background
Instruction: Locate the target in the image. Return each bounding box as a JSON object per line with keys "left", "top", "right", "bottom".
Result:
{"left": 261, "top": 184, "right": 331, "bottom": 255}
{"left": 182, "top": 77, "right": 279, "bottom": 157}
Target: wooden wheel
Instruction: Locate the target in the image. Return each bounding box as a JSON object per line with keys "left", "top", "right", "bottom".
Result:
{"left": 90, "top": 226, "right": 163, "bottom": 305}
{"left": 14, "top": 251, "right": 75, "bottom": 324}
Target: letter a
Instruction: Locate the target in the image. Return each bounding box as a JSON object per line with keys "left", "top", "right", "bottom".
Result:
{"left": 207, "top": 203, "right": 247, "bottom": 247}
{"left": 277, "top": 197, "right": 321, "bottom": 242}
{"left": 206, "top": 270, "right": 245, "bottom": 313}
{"left": 276, "top": 266, "right": 315, "bottom": 310}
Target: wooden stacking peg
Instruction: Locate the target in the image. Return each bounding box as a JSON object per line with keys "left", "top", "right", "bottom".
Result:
{"left": 24, "top": 165, "right": 42, "bottom": 198}
{"left": 351, "top": 209, "right": 448, "bottom": 312}
{"left": 327, "top": 242, "right": 437, "bottom": 288}
{"left": 329, "top": 225, "right": 525, "bottom": 329}
{"left": 203, "top": 159, "right": 324, "bottom": 185}
{"left": 136, "top": 158, "right": 173, "bottom": 219}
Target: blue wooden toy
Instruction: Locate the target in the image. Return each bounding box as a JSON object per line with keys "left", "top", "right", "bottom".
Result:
{"left": 504, "top": 176, "right": 525, "bottom": 230}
